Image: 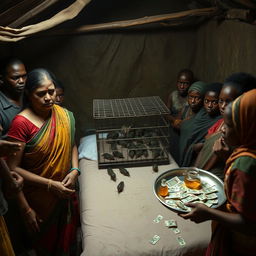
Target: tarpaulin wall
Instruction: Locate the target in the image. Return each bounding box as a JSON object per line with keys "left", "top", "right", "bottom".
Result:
{"left": 0, "top": 28, "right": 197, "bottom": 138}
{"left": 0, "top": 19, "right": 256, "bottom": 139}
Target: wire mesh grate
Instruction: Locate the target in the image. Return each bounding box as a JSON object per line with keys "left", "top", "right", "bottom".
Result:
{"left": 93, "top": 96, "right": 170, "bottom": 119}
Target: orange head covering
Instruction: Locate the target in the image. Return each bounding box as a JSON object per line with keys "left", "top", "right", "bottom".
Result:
{"left": 226, "top": 89, "right": 256, "bottom": 167}
{"left": 232, "top": 89, "right": 256, "bottom": 148}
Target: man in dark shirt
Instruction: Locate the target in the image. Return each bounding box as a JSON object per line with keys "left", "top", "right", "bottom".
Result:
{"left": 0, "top": 58, "right": 26, "bottom": 255}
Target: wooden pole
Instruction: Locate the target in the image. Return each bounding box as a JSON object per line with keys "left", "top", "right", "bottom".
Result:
{"left": 46, "top": 7, "right": 220, "bottom": 36}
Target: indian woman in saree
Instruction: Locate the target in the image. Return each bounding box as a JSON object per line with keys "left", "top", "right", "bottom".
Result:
{"left": 7, "top": 68, "right": 80, "bottom": 256}
{"left": 180, "top": 89, "right": 256, "bottom": 256}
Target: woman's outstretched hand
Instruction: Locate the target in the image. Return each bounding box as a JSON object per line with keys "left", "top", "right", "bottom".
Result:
{"left": 179, "top": 203, "right": 211, "bottom": 223}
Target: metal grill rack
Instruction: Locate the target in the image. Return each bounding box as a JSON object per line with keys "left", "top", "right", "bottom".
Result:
{"left": 93, "top": 96, "right": 170, "bottom": 169}
{"left": 94, "top": 96, "right": 170, "bottom": 119}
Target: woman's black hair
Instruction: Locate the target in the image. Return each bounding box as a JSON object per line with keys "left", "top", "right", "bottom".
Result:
{"left": 205, "top": 82, "right": 223, "bottom": 96}
{"left": 224, "top": 72, "right": 256, "bottom": 93}
{"left": 55, "top": 79, "right": 65, "bottom": 91}
{"left": 23, "top": 68, "right": 55, "bottom": 107}
{"left": 177, "top": 68, "right": 194, "bottom": 82}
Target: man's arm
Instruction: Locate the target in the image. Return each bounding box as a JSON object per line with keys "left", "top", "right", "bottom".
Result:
{"left": 0, "top": 158, "right": 23, "bottom": 198}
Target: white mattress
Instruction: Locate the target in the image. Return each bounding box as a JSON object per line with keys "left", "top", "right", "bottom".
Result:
{"left": 78, "top": 158, "right": 211, "bottom": 256}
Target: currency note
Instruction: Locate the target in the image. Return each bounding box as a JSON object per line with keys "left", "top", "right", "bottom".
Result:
{"left": 166, "top": 176, "right": 182, "bottom": 187}
{"left": 168, "top": 185, "right": 181, "bottom": 193}
{"left": 171, "top": 227, "right": 180, "bottom": 234}
{"left": 153, "top": 215, "right": 163, "bottom": 223}
{"left": 181, "top": 195, "right": 199, "bottom": 204}
{"left": 207, "top": 199, "right": 218, "bottom": 204}
{"left": 186, "top": 188, "right": 203, "bottom": 195}
{"left": 165, "top": 192, "right": 182, "bottom": 199}
{"left": 180, "top": 191, "right": 190, "bottom": 199}
{"left": 203, "top": 186, "right": 218, "bottom": 194}
{"left": 204, "top": 201, "right": 213, "bottom": 208}
{"left": 165, "top": 199, "right": 177, "bottom": 207}
{"left": 164, "top": 219, "right": 177, "bottom": 228}
{"left": 197, "top": 193, "right": 207, "bottom": 201}
{"left": 201, "top": 181, "right": 214, "bottom": 188}
{"left": 196, "top": 201, "right": 212, "bottom": 208}
{"left": 175, "top": 201, "right": 191, "bottom": 211}
{"left": 206, "top": 193, "right": 218, "bottom": 200}
{"left": 149, "top": 235, "right": 160, "bottom": 245}
{"left": 177, "top": 236, "right": 186, "bottom": 246}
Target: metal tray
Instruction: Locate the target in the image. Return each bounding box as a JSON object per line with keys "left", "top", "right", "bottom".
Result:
{"left": 153, "top": 167, "right": 226, "bottom": 213}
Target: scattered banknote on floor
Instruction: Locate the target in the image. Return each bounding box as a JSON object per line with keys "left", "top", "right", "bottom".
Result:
{"left": 149, "top": 235, "right": 160, "bottom": 245}
{"left": 177, "top": 236, "right": 186, "bottom": 246}
{"left": 153, "top": 214, "right": 163, "bottom": 223}
{"left": 150, "top": 217, "right": 183, "bottom": 246}
{"left": 161, "top": 176, "right": 219, "bottom": 212}
{"left": 171, "top": 227, "right": 180, "bottom": 234}
{"left": 164, "top": 219, "right": 177, "bottom": 228}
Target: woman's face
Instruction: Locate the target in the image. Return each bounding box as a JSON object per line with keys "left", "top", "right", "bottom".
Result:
{"left": 222, "top": 104, "right": 240, "bottom": 147}
{"left": 29, "top": 78, "right": 56, "bottom": 114}
{"left": 55, "top": 87, "right": 64, "bottom": 106}
{"left": 204, "top": 91, "right": 219, "bottom": 116}
{"left": 188, "top": 90, "right": 203, "bottom": 112}
{"left": 176, "top": 73, "right": 191, "bottom": 97}
{"left": 218, "top": 86, "right": 239, "bottom": 116}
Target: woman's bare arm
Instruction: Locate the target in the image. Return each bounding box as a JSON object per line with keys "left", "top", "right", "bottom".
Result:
{"left": 7, "top": 138, "right": 75, "bottom": 197}
{"left": 7, "top": 139, "right": 51, "bottom": 189}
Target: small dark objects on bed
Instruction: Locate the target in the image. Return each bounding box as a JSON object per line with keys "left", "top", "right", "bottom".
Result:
{"left": 107, "top": 167, "right": 116, "bottom": 181}
{"left": 117, "top": 181, "right": 124, "bottom": 193}
{"left": 119, "top": 167, "right": 130, "bottom": 176}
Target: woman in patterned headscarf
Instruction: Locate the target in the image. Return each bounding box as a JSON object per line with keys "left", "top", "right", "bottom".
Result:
{"left": 180, "top": 89, "right": 256, "bottom": 256}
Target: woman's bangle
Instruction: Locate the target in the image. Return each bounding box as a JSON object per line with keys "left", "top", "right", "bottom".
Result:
{"left": 69, "top": 167, "right": 81, "bottom": 176}
{"left": 47, "top": 179, "right": 52, "bottom": 191}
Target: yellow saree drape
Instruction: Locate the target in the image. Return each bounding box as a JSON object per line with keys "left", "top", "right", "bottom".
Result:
{"left": 22, "top": 104, "right": 75, "bottom": 220}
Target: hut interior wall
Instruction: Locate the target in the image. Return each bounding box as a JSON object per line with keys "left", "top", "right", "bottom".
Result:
{"left": 0, "top": 19, "right": 255, "bottom": 139}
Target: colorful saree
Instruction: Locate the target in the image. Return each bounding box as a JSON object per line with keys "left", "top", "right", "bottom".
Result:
{"left": 206, "top": 89, "right": 256, "bottom": 256}
{"left": 21, "top": 105, "right": 79, "bottom": 256}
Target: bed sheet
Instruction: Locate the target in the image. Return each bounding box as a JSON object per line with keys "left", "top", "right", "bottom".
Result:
{"left": 78, "top": 158, "right": 211, "bottom": 256}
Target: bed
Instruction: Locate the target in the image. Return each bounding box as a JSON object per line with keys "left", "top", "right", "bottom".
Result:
{"left": 78, "top": 135, "right": 211, "bottom": 256}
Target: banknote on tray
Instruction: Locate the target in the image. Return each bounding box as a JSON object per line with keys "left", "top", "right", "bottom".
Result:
{"left": 162, "top": 176, "right": 219, "bottom": 212}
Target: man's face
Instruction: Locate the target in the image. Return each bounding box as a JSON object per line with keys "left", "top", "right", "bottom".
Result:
{"left": 3, "top": 63, "right": 27, "bottom": 95}
{"left": 176, "top": 74, "right": 191, "bottom": 97}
